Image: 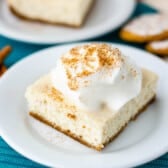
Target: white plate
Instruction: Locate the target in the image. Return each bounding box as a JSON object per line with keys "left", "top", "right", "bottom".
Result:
{"left": 0, "top": 43, "right": 168, "bottom": 168}
{"left": 0, "top": 0, "right": 135, "bottom": 44}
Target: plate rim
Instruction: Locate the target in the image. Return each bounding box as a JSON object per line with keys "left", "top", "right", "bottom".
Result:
{"left": 0, "top": 0, "right": 136, "bottom": 44}
{"left": 0, "top": 42, "right": 168, "bottom": 168}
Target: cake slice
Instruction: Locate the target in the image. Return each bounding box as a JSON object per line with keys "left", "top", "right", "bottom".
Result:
{"left": 25, "top": 69, "right": 157, "bottom": 151}
{"left": 25, "top": 44, "right": 158, "bottom": 151}
{"left": 7, "top": 0, "right": 94, "bottom": 27}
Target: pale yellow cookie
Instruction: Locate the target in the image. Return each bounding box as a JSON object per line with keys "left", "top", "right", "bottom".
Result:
{"left": 146, "top": 39, "right": 168, "bottom": 56}
{"left": 120, "top": 14, "right": 168, "bottom": 43}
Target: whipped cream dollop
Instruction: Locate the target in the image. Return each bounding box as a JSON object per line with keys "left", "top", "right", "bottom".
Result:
{"left": 51, "top": 44, "right": 142, "bottom": 111}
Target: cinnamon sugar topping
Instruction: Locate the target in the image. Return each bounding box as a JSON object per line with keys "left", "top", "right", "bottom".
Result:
{"left": 67, "top": 113, "right": 76, "bottom": 120}
{"left": 51, "top": 43, "right": 142, "bottom": 111}
{"left": 46, "top": 86, "right": 64, "bottom": 102}
{"left": 61, "top": 44, "right": 123, "bottom": 90}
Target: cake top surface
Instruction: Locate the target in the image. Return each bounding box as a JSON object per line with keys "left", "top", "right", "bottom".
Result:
{"left": 26, "top": 68, "right": 157, "bottom": 121}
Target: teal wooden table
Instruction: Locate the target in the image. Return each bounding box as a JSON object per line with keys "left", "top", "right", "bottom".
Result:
{"left": 0, "top": 3, "right": 168, "bottom": 168}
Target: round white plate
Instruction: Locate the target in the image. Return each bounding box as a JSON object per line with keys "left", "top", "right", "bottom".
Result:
{"left": 0, "top": 0, "right": 135, "bottom": 44}
{"left": 0, "top": 43, "right": 168, "bottom": 168}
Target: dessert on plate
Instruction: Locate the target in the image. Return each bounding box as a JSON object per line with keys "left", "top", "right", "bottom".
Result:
{"left": 7, "top": 0, "right": 94, "bottom": 27}
{"left": 25, "top": 43, "right": 158, "bottom": 151}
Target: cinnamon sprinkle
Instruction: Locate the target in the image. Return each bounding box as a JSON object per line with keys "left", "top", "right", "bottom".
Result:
{"left": 67, "top": 113, "right": 76, "bottom": 120}
{"left": 62, "top": 44, "right": 123, "bottom": 90}
{"left": 46, "top": 86, "right": 64, "bottom": 102}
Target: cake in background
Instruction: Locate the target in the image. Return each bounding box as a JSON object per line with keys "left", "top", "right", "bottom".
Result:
{"left": 7, "top": 0, "right": 94, "bottom": 27}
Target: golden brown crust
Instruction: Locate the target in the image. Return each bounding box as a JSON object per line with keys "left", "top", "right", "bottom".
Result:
{"left": 8, "top": 1, "right": 95, "bottom": 28}
{"left": 29, "top": 95, "right": 156, "bottom": 151}
{"left": 120, "top": 29, "right": 168, "bottom": 43}
{"left": 29, "top": 111, "right": 104, "bottom": 150}
{"left": 146, "top": 43, "right": 168, "bottom": 57}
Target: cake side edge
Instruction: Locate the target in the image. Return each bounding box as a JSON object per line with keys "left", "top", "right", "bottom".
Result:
{"left": 29, "top": 95, "right": 156, "bottom": 151}
{"left": 102, "top": 95, "right": 156, "bottom": 149}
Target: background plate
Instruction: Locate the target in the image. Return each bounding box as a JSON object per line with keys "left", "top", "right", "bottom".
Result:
{"left": 0, "top": 0, "right": 135, "bottom": 44}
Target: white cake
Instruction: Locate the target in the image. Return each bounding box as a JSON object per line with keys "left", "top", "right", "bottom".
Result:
{"left": 7, "top": 0, "right": 94, "bottom": 27}
{"left": 25, "top": 44, "right": 158, "bottom": 150}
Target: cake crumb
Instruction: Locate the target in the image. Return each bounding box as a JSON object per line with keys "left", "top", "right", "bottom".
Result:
{"left": 67, "top": 113, "right": 77, "bottom": 120}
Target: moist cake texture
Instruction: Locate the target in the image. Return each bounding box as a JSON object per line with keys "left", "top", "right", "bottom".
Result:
{"left": 26, "top": 69, "right": 157, "bottom": 150}
{"left": 25, "top": 44, "right": 158, "bottom": 150}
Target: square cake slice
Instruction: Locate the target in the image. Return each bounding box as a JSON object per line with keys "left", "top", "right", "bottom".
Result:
{"left": 7, "top": 0, "right": 94, "bottom": 27}
{"left": 25, "top": 69, "right": 157, "bottom": 151}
